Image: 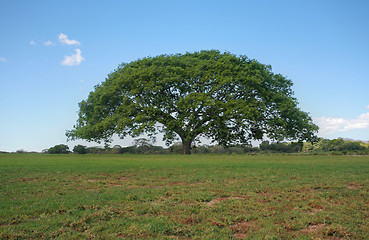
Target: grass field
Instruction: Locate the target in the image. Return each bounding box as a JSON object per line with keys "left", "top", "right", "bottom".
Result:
{"left": 1, "top": 154, "right": 368, "bottom": 239}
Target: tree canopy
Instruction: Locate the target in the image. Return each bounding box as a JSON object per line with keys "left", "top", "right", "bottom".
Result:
{"left": 66, "top": 50, "right": 318, "bottom": 154}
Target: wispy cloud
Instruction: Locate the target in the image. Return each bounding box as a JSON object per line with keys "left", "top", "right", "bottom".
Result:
{"left": 61, "top": 48, "right": 84, "bottom": 66}
{"left": 58, "top": 33, "right": 80, "bottom": 45}
{"left": 315, "top": 111, "right": 369, "bottom": 136}
{"left": 43, "top": 40, "right": 55, "bottom": 46}
{"left": 30, "top": 34, "right": 84, "bottom": 65}
{"left": 0, "top": 57, "right": 7, "bottom": 62}
{"left": 366, "top": 105, "right": 369, "bottom": 109}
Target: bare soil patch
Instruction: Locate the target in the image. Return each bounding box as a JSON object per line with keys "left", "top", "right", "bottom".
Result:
{"left": 306, "top": 208, "right": 323, "bottom": 215}
{"left": 301, "top": 223, "right": 325, "bottom": 233}
{"left": 347, "top": 183, "right": 362, "bottom": 189}
{"left": 206, "top": 196, "right": 242, "bottom": 206}
{"left": 87, "top": 179, "right": 102, "bottom": 182}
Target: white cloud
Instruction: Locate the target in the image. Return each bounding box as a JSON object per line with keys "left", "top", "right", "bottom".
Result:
{"left": 58, "top": 33, "right": 80, "bottom": 45}
{"left": 44, "top": 40, "right": 55, "bottom": 46}
{"left": 0, "top": 57, "right": 7, "bottom": 62}
{"left": 343, "top": 113, "right": 369, "bottom": 131}
{"left": 315, "top": 117, "right": 347, "bottom": 135}
{"left": 366, "top": 105, "right": 369, "bottom": 109}
{"left": 315, "top": 112, "right": 369, "bottom": 136}
{"left": 61, "top": 48, "right": 84, "bottom": 66}
{"left": 30, "top": 40, "right": 36, "bottom": 45}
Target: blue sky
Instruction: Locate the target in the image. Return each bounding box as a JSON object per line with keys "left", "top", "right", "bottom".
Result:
{"left": 1, "top": 0, "right": 368, "bottom": 152}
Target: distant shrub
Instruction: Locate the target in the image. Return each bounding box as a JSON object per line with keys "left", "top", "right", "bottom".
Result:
{"left": 48, "top": 144, "right": 70, "bottom": 154}
{"left": 168, "top": 142, "right": 183, "bottom": 154}
{"left": 260, "top": 141, "right": 302, "bottom": 153}
{"left": 73, "top": 145, "right": 88, "bottom": 154}
{"left": 16, "top": 149, "right": 27, "bottom": 154}
{"left": 192, "top": 145, "right": 211, "bottom": 154}
{"left": 86, "top": 146, "right": 105, "bottom": 154}
{"left": 339, "top": 141, "right": 366, "bottom": 151}
{"left": 211, "top": 145, "right": 226, "bottom": 154}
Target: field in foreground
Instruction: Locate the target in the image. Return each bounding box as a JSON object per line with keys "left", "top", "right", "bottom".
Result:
{"left": 1, "top": 154, "right": 368, "bottom": 239}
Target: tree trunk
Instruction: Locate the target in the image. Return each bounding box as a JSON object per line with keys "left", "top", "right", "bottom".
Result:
{"left": 182, "top": 140, "right": 192, "bottom": 155}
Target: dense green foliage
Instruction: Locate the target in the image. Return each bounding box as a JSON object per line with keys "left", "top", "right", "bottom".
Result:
{"left": 67, "top": 50, "right": 318, "bottom": 154}
{"left": 1, "top": 154, "right": 369, "bottom": 239}
{"left": 47, "top": 144, "right": 70, "bottom": 154}
{"left": 303, "top": 138, "right": 369, "bottom": 154}
{"left": 73, "top": 145, "right": 88, "bottom": 154}
{"left": 260, "top": 141, "right": 303, "bottom": 153}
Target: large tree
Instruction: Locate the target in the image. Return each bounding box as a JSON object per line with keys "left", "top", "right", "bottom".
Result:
{"left": 66, "top": 50, "right": 318, "bottom": 154}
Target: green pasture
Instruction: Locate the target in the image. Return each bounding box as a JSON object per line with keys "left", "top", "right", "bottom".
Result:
{"left": 1, "top": 154, "right": 368, "bottom": 239}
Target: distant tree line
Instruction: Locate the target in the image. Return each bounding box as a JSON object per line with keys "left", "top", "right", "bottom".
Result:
{"left": 38, "top": 138, "right": 369, "bottom": 155}
{"left": 4, "top": 138, "right": 368, "bottom": 155}
{"left": 259, "top": 138, "right": 368, "bottom": 155}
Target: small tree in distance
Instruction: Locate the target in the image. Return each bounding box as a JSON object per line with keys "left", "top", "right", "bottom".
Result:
{"left": 48, "top": 144, "right": 70, "bottom": 154}
{"left": 66, "top": 50, "right": 318, "bottom": 154}
{"left": 73, "top": 145, "right": 88, "bottom": 154}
